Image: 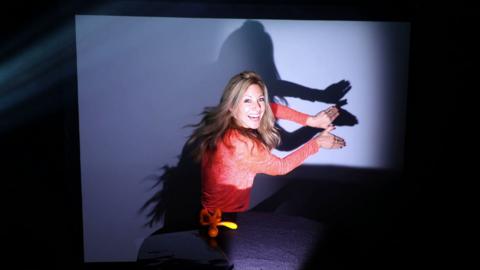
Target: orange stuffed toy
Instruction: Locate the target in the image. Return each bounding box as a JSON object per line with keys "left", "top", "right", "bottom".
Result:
{"left": 200, "top": 208, "right": 238, "bottom": 237}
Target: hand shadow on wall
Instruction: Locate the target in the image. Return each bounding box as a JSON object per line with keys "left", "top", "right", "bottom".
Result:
{"left": 140, "top": 19, "right": 359, "bottom": 233}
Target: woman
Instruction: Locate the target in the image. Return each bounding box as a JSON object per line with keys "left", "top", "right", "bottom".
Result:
{"left": 188, "top": 71, "right": 345, "bottom": 214}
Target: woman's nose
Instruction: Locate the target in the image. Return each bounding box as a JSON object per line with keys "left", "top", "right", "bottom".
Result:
{"left": 252, "top": 101, "right": 262, "bottom": 110}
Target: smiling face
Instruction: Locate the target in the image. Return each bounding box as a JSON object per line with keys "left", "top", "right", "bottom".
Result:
{"left": 232, "top": 84, "right": 266, "bottom": 129}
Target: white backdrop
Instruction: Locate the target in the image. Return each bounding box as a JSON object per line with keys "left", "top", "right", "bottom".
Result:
{"left": 75, "top": 15, "right": 410, "bottom": 262}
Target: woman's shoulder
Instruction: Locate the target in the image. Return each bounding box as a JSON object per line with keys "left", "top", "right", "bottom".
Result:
{"left": 223, "top": 128, "right": 264, "bottom": 151}
{"left": 224, "top": 128, "right": 250, "bottom": 145}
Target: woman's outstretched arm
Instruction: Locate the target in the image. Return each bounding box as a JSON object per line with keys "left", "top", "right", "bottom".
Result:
{"left": 270, "top": 102, "right": 339, "bottom": 129}
{"left": 233, "top": 126, "right": 344, "bottom": 176}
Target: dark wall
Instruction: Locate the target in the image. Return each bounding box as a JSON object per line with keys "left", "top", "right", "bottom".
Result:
{"left": 1, "top": 1, "right": 469, "bottom": 269}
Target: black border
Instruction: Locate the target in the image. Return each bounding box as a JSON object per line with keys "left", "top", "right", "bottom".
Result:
{"left": 4, "top": 0, "right": 465, "bottom": 269}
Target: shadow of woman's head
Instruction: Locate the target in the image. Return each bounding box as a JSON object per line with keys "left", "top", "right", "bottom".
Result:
{"left": 217, "top": 20, "right": 279, "bottom": 82}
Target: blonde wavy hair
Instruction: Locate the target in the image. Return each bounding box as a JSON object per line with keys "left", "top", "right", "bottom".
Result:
{"left": 187, "top": 71, "right": 281, "bottom": 162}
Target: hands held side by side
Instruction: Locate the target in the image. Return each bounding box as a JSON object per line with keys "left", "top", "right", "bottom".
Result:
{"left": 307, "top": 106, "right": 346, "bottom": 149}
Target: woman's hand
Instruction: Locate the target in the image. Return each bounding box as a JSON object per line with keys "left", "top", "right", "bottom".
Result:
{"left": 314, "top": 126, "right": 346, "bottom": 149}
{"left": 306, "top": 105, "right": 340, "bottom": 129}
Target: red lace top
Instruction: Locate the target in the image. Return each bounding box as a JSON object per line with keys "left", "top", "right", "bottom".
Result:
{"left": 201, "top": 103, "right": 320, "bottom": 213}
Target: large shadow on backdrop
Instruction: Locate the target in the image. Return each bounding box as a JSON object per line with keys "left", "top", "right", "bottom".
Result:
{"left": 140, "top": 20, "right": 358, "bottom": 233}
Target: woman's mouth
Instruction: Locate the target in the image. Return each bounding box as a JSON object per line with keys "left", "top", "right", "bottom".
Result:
{"left": 248, "top": 114, "right": 261, "bottom": 121}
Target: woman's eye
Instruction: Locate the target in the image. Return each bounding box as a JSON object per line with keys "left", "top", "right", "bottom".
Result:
{"left": 244, "top": 99, "right": 251, "bottom": 103}
{"left": 258, "top": 97, "right": 265, "bottom": 102}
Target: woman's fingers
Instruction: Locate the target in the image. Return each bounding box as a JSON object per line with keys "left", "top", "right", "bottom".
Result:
{"left": 334, "top": 135, "right": 346, "bottom": 148}
{"left": 326, "top": 106, "right": 339, "bottom": 121}
{"left": 330, "top": 135, "right": 346, "bottom": 148}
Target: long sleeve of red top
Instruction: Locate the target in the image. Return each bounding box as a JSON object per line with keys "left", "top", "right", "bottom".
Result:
{"left": 201, "top": 103, "right": 319, "bottom": 213}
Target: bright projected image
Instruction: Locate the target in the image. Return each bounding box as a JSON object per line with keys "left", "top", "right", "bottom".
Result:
{"left": 75, "top": 15, "right": 410, "bottom": 262}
